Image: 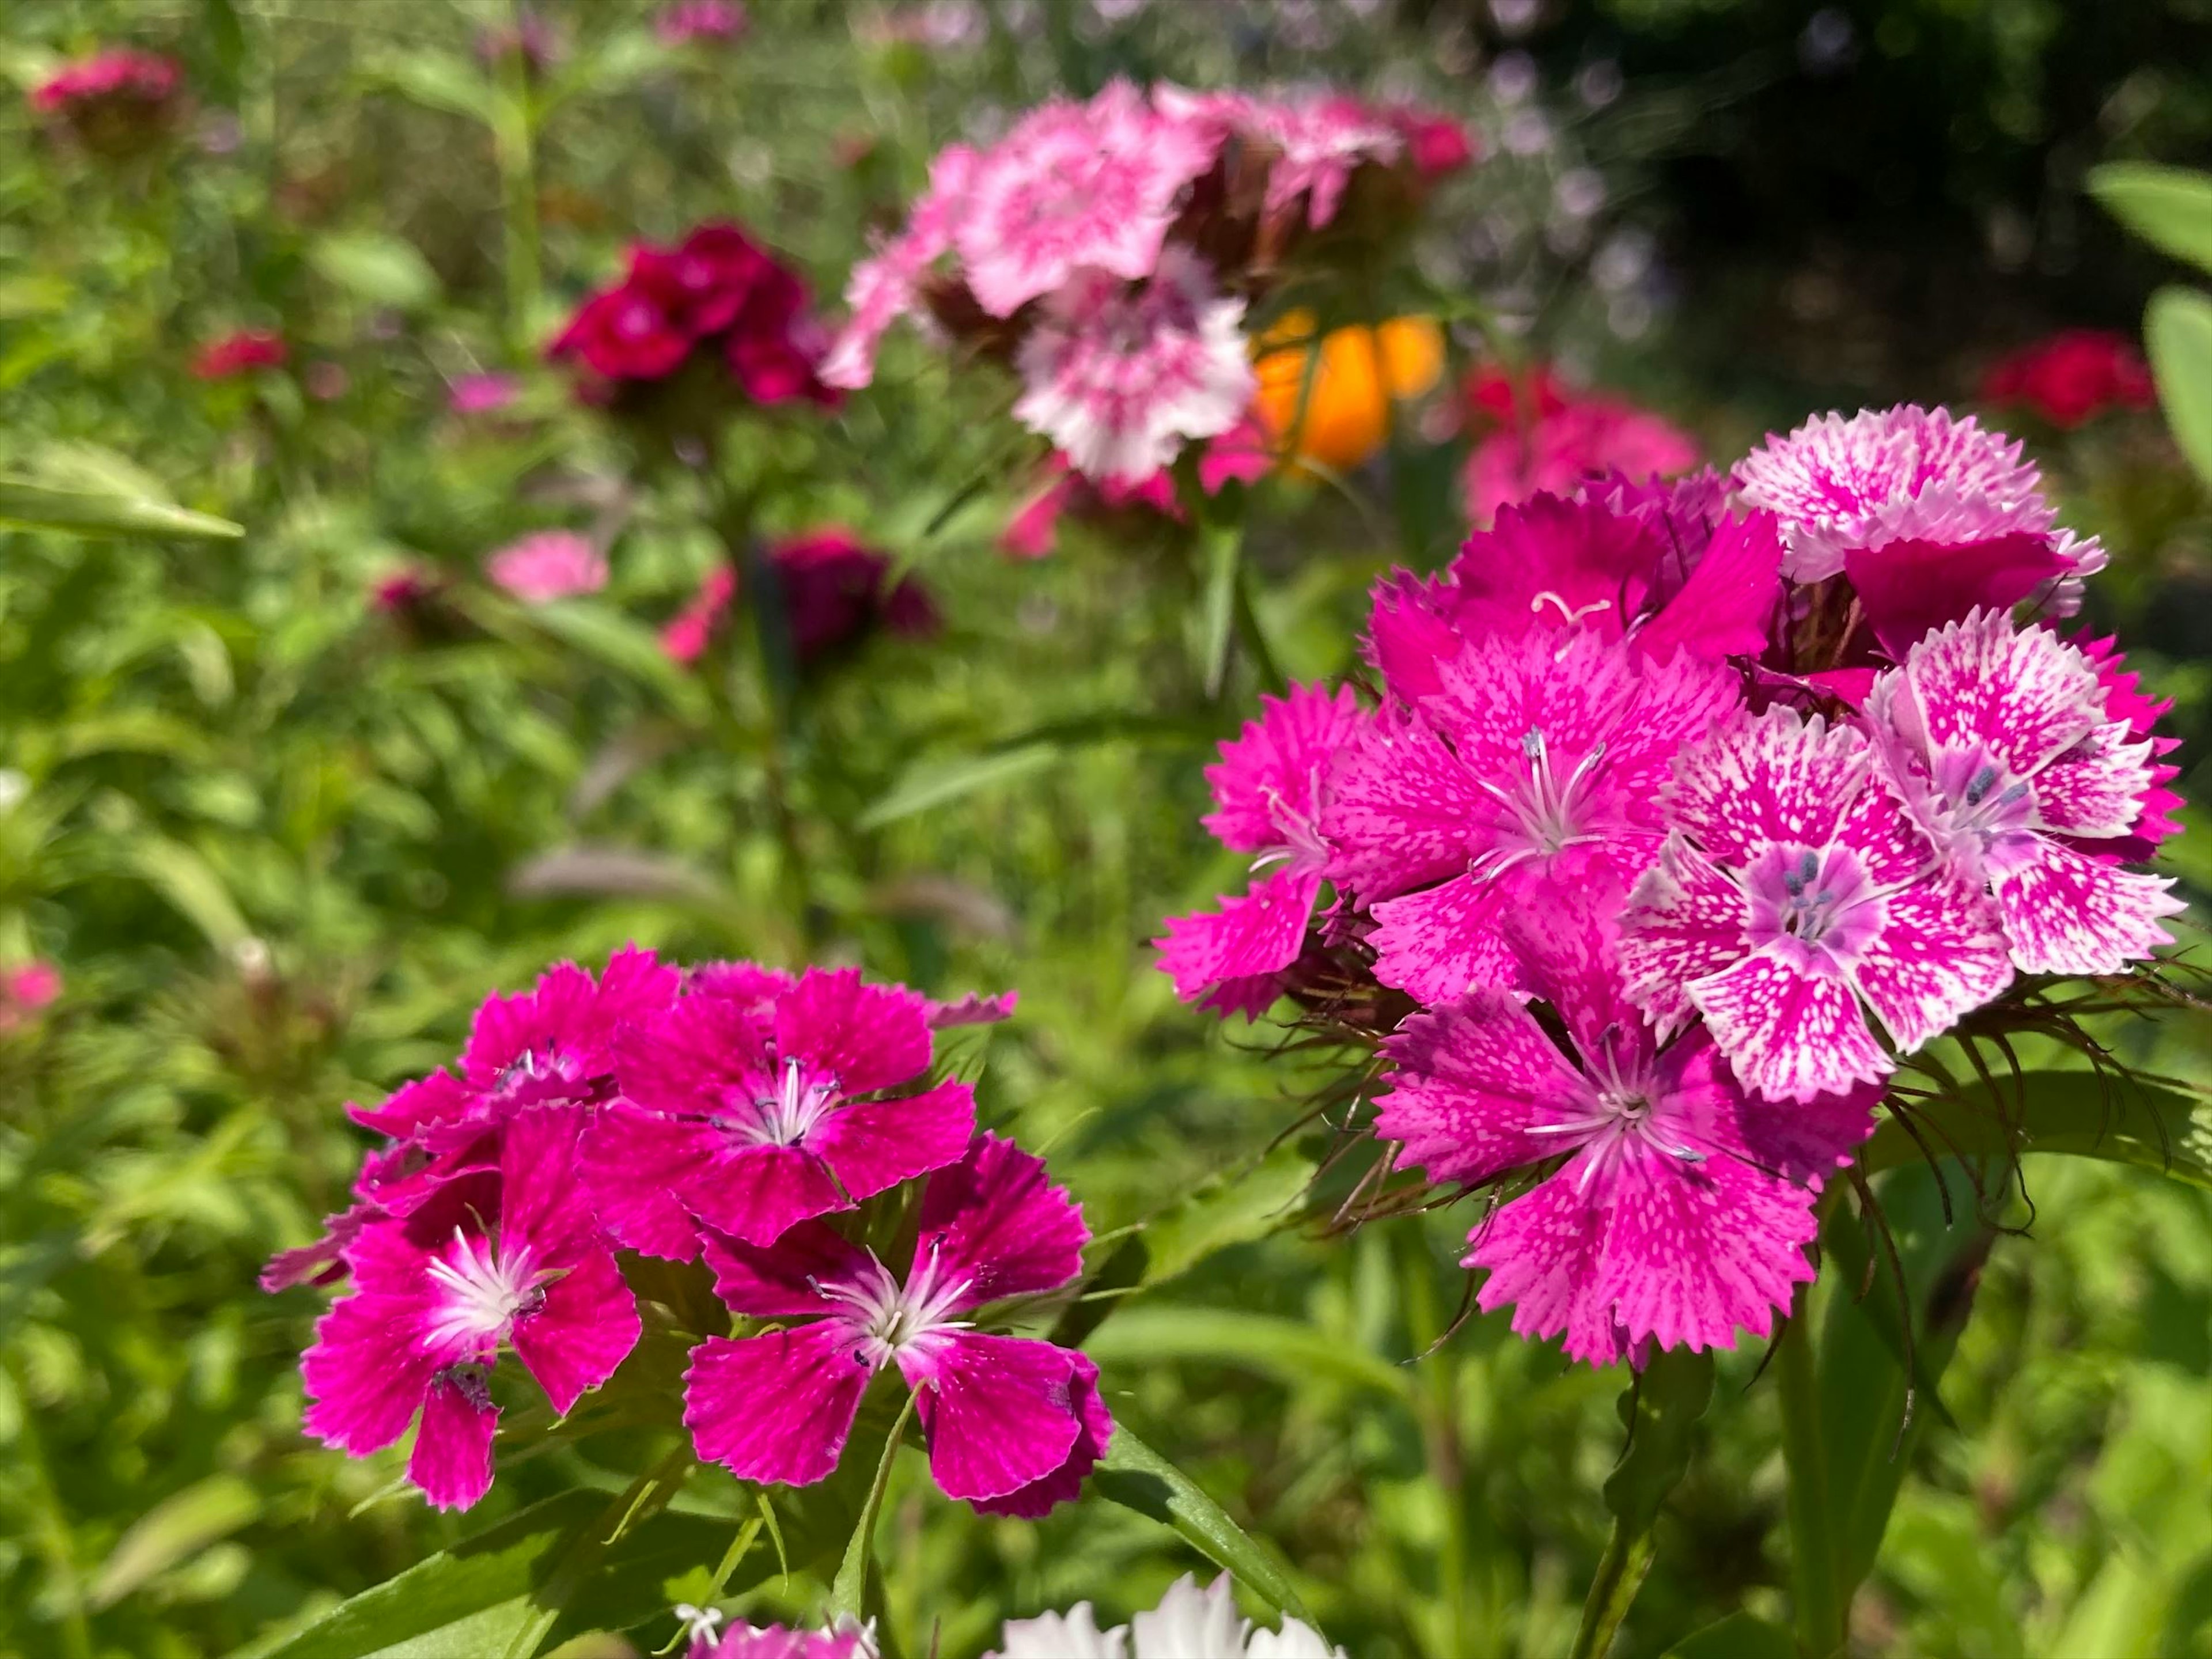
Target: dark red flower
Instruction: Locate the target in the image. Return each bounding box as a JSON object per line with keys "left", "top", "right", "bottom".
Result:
{"left": 661, "top": 532, "right": 935, "bottom": 668}
{"left": 1980, "top": 329, "right": 2156, "bottom": 430}
{"left": 192, "top": 328, "right": 289, "bottom": 380}
{"left": 547, "top": 285, "right": 691, "bottom": 381}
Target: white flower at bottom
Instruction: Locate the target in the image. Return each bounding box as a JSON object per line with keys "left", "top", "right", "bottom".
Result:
{"left": 1013, "top": 247, "right": 1256, "bottom": 487}
{"left": 990, "top": 1575, "right": 1342, "bottom": 1659}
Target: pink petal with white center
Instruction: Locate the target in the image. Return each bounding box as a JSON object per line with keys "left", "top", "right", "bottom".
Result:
{"left": 577, "top": 1105, "right": 719, "bottom": 1259}
{"left": 1202, "top": 681, "right": 1369, "bottom": 852}
{"left": 1879, "top": 609, "right": 2103, "bottom": 779}
{"left": 806, "top": 1079, "right": 978, "bottom": 1205}
{"left": 1658, "top": 706, "right": 1868, "bottom": 862}
{"left": 1374, "top": 994, "right": 1590, "bottom": 1187}
{"left": 965, "top": 1353, "right": 1113, "bottom": 1518}
{"left": 684, "top": 1324, "right": 870, "bottom": 1487}
{"left": 410, "top": 1372, "right": 498, "bottom": 1511}
{"left": 916, "top": 1132, "right": 1088, "bottom": 1309}
{"left": 686, "top": 1141, "right": 849, "bottom": 1248}
{"left": 1618, "top": 839, "right": 1752, "bottom": 1032}
{"left": 1367, "top": 870, "right": 1526, "bottom": 1004}
{"left": 901, "top": 1331, "right": 1086, "bottom": 1503}
{"left": 1688, "top": 952, "right": 1891, "bottom": 1102}
{"left": 2026, "top": 729, "right": 2161, "bottom": 839}
{"left": 1155, "top": 868, "right": 1320, "bottom": 1007}
{"left": 1468, "top": 1179, "right": 1631, "bottom": 1366}
{"left": 1843, "top": 532, "right": 2071, "bottom": 658}
{"left": 1845, "top": 876, "right": 2013, "bottom": 1050}
{"left": 1013, "top": 252, "right": 1256, "bottom": 487}
{"left": 703, "top": 1220, "right": 874, "bottom": 1319}
{"left": 1447, "top": 493, "right": 1668, "bottom": 646}
{"left": 509, "top": 1245, "right": 641, "bottom": 1416}
{"left": 1987, "top": 836, "right": 2183, "bottom": 975}
{"left": 775, "top": 965, "right": 934, "bottom": 1095}
{"left": 1323, "top": 710, "right": 1496, "bottom": 897}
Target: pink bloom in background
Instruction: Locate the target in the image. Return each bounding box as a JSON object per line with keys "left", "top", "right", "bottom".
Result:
{"left": 300, "top": 1109, "right": 641, "bottom": 1510}
{"left": 1327, "top": 627, "right": 1741, "bottom": 1005}
{"left": 191, "top": 328, "right": 288, "bottom": 381}
{"left": 586, "top": 967, "right": 975, "bottom": 1256}
{"left": 1982, "top": 328, "right": 2155, "bottom": 429}
{"left": 657, "top": 0, "right": 748, "bottom": 46}
{"left": 661, "top": 565, "right": 737, "bottom": 663}
{"left": 1013, "top": 247, "right": 1256, "bottom": 484}
{"left": 0, "top": 961, "right": 62, "bottom": 1033}
{"left": 476, "top": 10, "right": 562, "bottom": 74}
{"left": 1387, "top": 106, "right": 1478, "bottom": 178}
{"left": 30, "top": 49, "right": 181, "bottom": 153}
{"left": 1732, "top": 405, "right": 2104, "bottom": 643}
{"left": 1157, "top": 682, "right": 1370, "bottom": 1018}
{"left": 370, "top": 566, "right": 443, "bottom": 613}
{"left": 449, "top": 373, "right": 520, "bottom": 414}
{"left": 1465, "top": 395, "right": 1700, "bottom": 525}
{"left": 1000, "top": 416, "right": 1272, "bottom": 558}
{"left": 685, "top": 1133, "right": 1112, "bottom": 1517}
{"left": 1377, "top": 899, "right": 1875, "bottom": 1365}
{"left": 1619, "top": 704, "right": 2014, "bottom": 1103}
{"left": 1865, "top": 610, "right": 2182, "bottom": 976}
{"left": 1156, "top": 85, "right": 1404, "bottom": 230}
{"left": 821, "top": 142, "right": 980, "bottom": 392}
{"left": 486, "top": 531, "right": 607, "bottom": 604}
{"left": 658, "top": 533, "right": 934, "bottom": 668}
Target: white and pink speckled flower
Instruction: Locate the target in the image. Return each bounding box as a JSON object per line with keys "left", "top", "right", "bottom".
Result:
{"left": 1865, "top": 610, "right": 2183, "bottom": 977}
{"left": 1012, "top": 247, "right": 1255, "bottom": 485}
{"left": 1154, "top": 85, "right": 1404, "bottom": 230}
{"left": 821, "top": 143, "right": 980, "bottom": 390}
{"left": 485, "top": 530, "right": 607, "bottom": 604}
{"left": 1619, "top": 704, "right": 2014, "bottom": 1104}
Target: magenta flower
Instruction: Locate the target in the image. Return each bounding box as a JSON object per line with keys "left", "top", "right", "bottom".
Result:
{"left": 191, "top": 328, "right": 287, "bottom": 381}
{"left": 1732, "top": 405, "right": 2104, "bottom": 649}
{"left": 448, "top": 373, "right": 520, "bottom": 415}
{"left": 486, "top": 531, "right": 607, "bottom": 604}
{"left": 1464, "top": 397, "right": 1701, "bottom": 526}
{"left": 1619, "top": 705, "right": 2014, "bottom": 1103}
{"left": 658, "top": 532, "right": 937, "bottom": 669}
{"left": 1864, "top": 611, "right": 2183, "bottom": 976}
{"left": 300, "top": 1109, "right": 641, "bottom": 1510}
{"left": 684, "top": 1134, "right": 1112, "bottom": 1517}
{"left": 956, "top": 81, "right": 1217, "bottom": 319}
{"left": 662, "top": 565, "right": 738, "bottom": 664}
{"left": 1327, "top": 628, "right": 1741, "bottom": 1005}
{"left": 548, "top": 282, "right": 692, "bottom": 381}
{"left": 1376, "top": 906, "right": 1875, "bottom": 1365}
{"left": 0, "top": 961, "right": 61, "bottom": 1033}
{"left": 657, "top": 0, "right": 748, "bottom": 46}
{"left": 1156, "top": 683, "right": 1370, "bottom": 1017}
{"left": 2077, "top": 632, "right": 2185, "bottom": 862}
{"left": 1982, "top": 329, "right": 2154, "bottom": 430}
{"left": 30, "top": 49, "right": 182, "bottom": 154}
{"left": 586, "top": 967, "right": 975, "bottom": 1255}
{"left": 681, "top": 1615, "right": 869, "bottom": 1659}
{"left": 1013, "top": 247, "right": 1256, "bottom": 485}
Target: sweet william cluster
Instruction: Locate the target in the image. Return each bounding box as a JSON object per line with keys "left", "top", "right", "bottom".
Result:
{"left": 1158, "top": 403, "right": 2186, "bottom": 1365}
{"left": 266, "top": 952, "right": 1107, "bottom": 1515}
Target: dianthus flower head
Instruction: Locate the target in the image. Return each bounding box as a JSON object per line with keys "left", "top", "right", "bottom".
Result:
{"left": 1327, "top": 627, "right": 1742, "bottom": 1005}
{"left": 299, "top": 1108, "right": 640, "bottom": 1510}
{"left": 684, "top": 1133, "right": 1111, "bottom": 1517}
{"left": 486, "top": 530, "right": 607, "bottom": 604}
{"left": 1376, "top": 897, "right": 1876, "bottom": 1366}
{"left": 31, "top": 49, "right": 182, "bottom": 153}
{"left": 1012, "top": 246, "right": 1256, "bottom": 485}
{"left": 1732, "top": 404, "right": 2103, "bottom": 645}
{"left": 1157, "top": 682, "right": 1370, "bottom": 1018}
{"left": 586, "top": 965, "right": 976, "bottom": 1255}
{"left": 1981, "top": 329, "right": 2154, "bottom": 430}
{"left": 657, "top": 0, "right": 748, "bottom": 46}
{"left": 1155, "top": 86, "right": 1405, "bottom": 232}
{"left": 992, "top": 1573, "right": 1345, "bottom": 1659}
{"left": 657, "top": 533, "right": 937, "bottom": 668}
{"left": 680, "top": 1612, "right": 874, "bottom": 1659}
{"left": 1618, "top": 704, "right": 2014, "bottom": 1103}
{"left": 448, "top": 373, "right": 520, "bottom": 415}
{"left": 1864, "top": 610, "right": 2183, "bottom": 976}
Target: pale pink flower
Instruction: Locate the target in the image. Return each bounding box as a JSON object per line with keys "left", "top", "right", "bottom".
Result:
{"left": 1327, "top": 627, "right": 1742, "bottom": 1005}
{"left": 1154, "top": 86, "right": 1402, "bottom": 229}
{"left": 822, "top": 143, "right": 980, "bottom": 391}
{"left": 1865, "top": 610, "right": 2183, "bottom": 976}
{"left": 449, "top": 373, "right": 519, "bottom": 414}
{"left": 1619, "top": 705, "right": 2014, "bottom": 1103}
{"left": 993, "top": 1574, "right": 1344, "bottom": 1659}
{"left": 1376, "top": 900, "right": 1875, "bottom": 1365}
{"left": 684, "top": 1134, "right": 1111, "bottom": 1517}
{"left": 1013, "top": 247, "right": 1255, "bottom": 484}
{"left": 486, "top": 531, "right": 607, "bottom": 603}
{"left": 955, "top": 81, "right": 1217, "bottom": 318}
{"left": 1157, "top": 682, "right": 1370, "bottom": 1018}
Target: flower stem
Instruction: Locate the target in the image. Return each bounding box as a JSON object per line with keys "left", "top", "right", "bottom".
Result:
{"left": 831, "top": 1393, "right": 917, "bottom": 1623}
{"left": 1567, "top": 1518, "right": 1658, "bottom": 1659}
{"left": 1777, "top": 1291, "right": 1847, "bottom": 1657}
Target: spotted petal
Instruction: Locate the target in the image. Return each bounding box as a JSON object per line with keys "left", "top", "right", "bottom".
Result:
{"left": 1689, "top": 952, "right": 1891, "bottom": 1102}
{"left": 1987, "top": 835, "right": 2183, "bottom": 976}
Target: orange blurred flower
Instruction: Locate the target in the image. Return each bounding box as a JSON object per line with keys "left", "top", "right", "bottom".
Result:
{"left": 1252, "top": 313, "right": 1445, "bottom": 474}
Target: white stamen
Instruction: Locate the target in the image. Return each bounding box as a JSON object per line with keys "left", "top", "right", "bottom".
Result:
{"left": 423, "top": 1228, "right": 543, "bottom": 1350}
{"left": 814, "top": 1241, "right": 975, "bottom": 1369}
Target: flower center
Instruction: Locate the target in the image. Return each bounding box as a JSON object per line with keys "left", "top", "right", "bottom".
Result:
{"left": 423, "top": 1229, "right": 546, "bottom": 1351}
{"left": 1525, "top": 1034, "right": 1707, "bottom": 1184}
{"left": 1743, "top": 842, "right": 1883, "bottom": 965}
{"left": 1930, "top": 748, "right": 2036, "bottom": 844}
{"left": 1473, "top": 727, "right": 1609, "bottom": 875}
{"left": 815, "top": 1243, "right": 974, "bottom": 1371}
{"left": 1249, "top": 767, "right": 1332, "bottom": 882}
{"left": 740, "top": 1055, "right": 840, "bottom": 1147}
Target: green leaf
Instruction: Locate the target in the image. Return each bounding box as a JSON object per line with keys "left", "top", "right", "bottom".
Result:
{"left": 1093, "top": 1430, "right": 1312, "bottom": 1624}
{"left": 1198, "top": 513, "right": 1242, "bottom": 698}
{"left": 1134, "top": 1142, "right": 1318, "bottom": 1289}
{"left": 0, "top": 476, "right": 242, "bottom": 541}
{"left": 1084, "top": 1306, "right": 1412, "bottom": 1400}
{"left": 91, "top": 1473, "right": 262, "bottom": 1609}
{"left": 1858, "top": 1069, "right": 2212, "bottom": 1190}
{"left": 857, "top": 744, "right": 1057, "bottom": 830}
{"left": 124, "top": 834, "right": 252, "bottom": 950}
{"left": 2089, "top": 162, "right": 2212, "bottom": 278}
{"left": 521, "top": 600, "right": 710, "bottom": 724}
{"left": 1663, "top": 1611, "right": 1797, "bottom": 1659}
{"left": 2145, "top": 287, "right": 2212, "bottom": 488}
{"left": 362, "top": 49, "right": 498, "bottom": 125}
{"left": 311, "top": 232, "right": 443, "bottom": 312}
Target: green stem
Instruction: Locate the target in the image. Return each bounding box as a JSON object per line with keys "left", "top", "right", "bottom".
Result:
{"left": 1778, "top": 1294, "right": 1846, "bottom": 1658}
{"left": 491, "top": 1, "right": 541, "bottom": 349}
{"left": 735, "top": 533, "right": 819, "bottom": 944}
{"left": 11, "top": 1359, "right": 94, "bottom": 1659}
{"left": 831, "top": 1393, "right": 917, "bottom": 1622}
{"left": 1230, "top": 563, "right": 1287, "bottom": 697}
{"left": 1567, "top": 1520, "right": 1658, "bottom": 1659}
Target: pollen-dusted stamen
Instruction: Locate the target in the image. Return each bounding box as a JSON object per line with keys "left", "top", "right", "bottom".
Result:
{"left": 1469, "top": 727, "right": 1610, "bottom": 880}
{"left": 423, "top": 1229, "right": 548, "bottom": 1351}
{"left": 744, "top": 1055, "right": 840, "bottom": 1147}
{"left": 813, "top": 1241, "right": 976, "bottom": 1371}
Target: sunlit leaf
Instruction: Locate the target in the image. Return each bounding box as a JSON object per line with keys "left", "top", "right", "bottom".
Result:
{"left": 90, "top": 1472, "right": 261, "bottom": 1608}
{"left": 2145, "top": 286, "right": 2212, "bottom": 488}
{"left": 310, "top": 231, "right": 443, "bottom": 312}
{"left": 2089, "top": 162, "right": 2212, "bottom": 278}
{"left": 0, "top": 476, "right": 242, "bottom": 541}
{"left": 1858, "top": 1069, "right": 2212, "bottom": 1189}
{"left": 1093, "top": 1430, "right": 1312, "bottom": 1623}
{"left": 1085, "top": 1305, "right": 1411, "bottom": 1399}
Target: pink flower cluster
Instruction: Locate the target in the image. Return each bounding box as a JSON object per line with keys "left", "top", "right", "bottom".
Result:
{"left": 657, "top": 0, "right": 748, "bottom": 46}
{"left": 824, "top": 82, "right": 1469, "bottom": 484}
{"left": 1158, "top": 403, "right": 2184, "bottom": 1365}
{"left": 550, "top": 222, "right": 837, "bottom": 411}
{"left": 269, "top": 952, "right": 1107, "bottom": 1516}
{"left": 30, "top": 48, "right": 181, "bottom": 153}
{"left": 1980, "top": 328, "right": 2156, "bottom": 430}
{"left": 1461, "top": 361, "right": 1701, "bottom": 524}
{"left": 661, "top": 529, "right": 939, "bottom": 666}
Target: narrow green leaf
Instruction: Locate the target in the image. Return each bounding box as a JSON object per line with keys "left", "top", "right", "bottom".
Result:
{"left": 1199, "top": 514, "right": 1242, "bottom": 698}
{"left": 362, "top": 49, "right": 498, "bottom": 124}
{"left": 1093, "top": 1430, "right": 1311, "bottom": 1623}
{"left": 1858, "top": 1069, "right": 2212, "bottom": 1190}
{"left": 2145, "top": 286, "right": 2212, "bottom": 488}
{"left": 829, "top": 1396, "right": 915, "bottom": 1620}
{"left": 91, "top": 1473, "right": 261, "bottom": 1608}
{"left": 522, "top": 600, "right": 710, "bottom": 723}
{"left": 857, "top": 743, "right": 1057, "bottom": 830}
{"left": 1084, "top": 1306, "right": 1411, "bottom": 1400}
{"left": 126, "top": 835, "right": 252, "bottom": 950}
{"left": 0, "top": 476, "right": 243, "bottom": 540}
{"left": 2089, "top": 162, "right": 2212, "bottom": 277}
{"left": 310, "top": 231, "right": 442, "bottom": 312}
{"left": 1663, "top": 1611, "right": 1797, "bottom": 1659}
{"left": 1135, "top": 1142, "right": 1317, "bottom": 1289}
